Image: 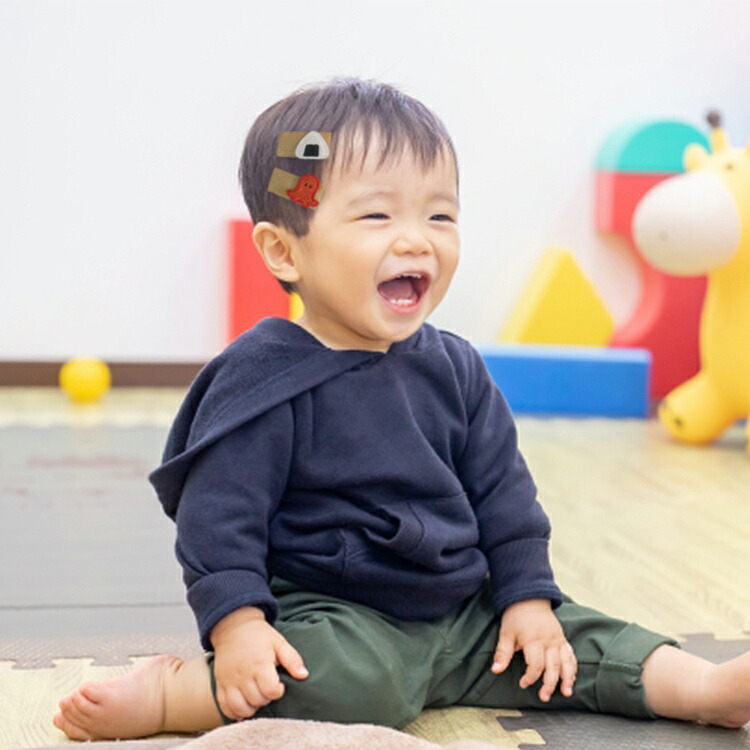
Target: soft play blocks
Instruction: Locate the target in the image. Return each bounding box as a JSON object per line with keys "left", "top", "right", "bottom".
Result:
{"left": 595, "top": 120, "right": 710, "bottom": 398}
{"left": 228, "top": 220, "right": 289, "bottom": 342}
{"left": 500, "top": 247, "right": 614, "bottom": 346}
{"left": 479, "top": 345, "right": 651, "bottom": 417}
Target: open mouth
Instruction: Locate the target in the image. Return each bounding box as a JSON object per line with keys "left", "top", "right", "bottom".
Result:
{"left": 377, "top": 272, "right": 430, "bottom": 310}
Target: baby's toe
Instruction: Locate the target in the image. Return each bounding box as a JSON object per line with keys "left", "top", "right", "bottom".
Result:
{"left": 71, "top": 689, "right": 100, "bottom": 720}
{"left": 53, "top": 711, "right": 93, "bottom": 741}
{"left": 79, "top": 680, "right": 104, "bottom": 704}
{"left": 57, "top": 690, "right": 93, "bottom": 728}
{"left": 57, "top": 695, "right": 76, "bottom": 718}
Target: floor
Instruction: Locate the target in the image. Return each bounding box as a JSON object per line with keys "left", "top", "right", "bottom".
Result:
{"left": 0, "top": 387, "right": 748, "bottom": 749}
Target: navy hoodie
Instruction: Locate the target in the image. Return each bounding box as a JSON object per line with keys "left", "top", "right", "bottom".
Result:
{"left": 150, "top": 318, "right": 562, "bottom": 650}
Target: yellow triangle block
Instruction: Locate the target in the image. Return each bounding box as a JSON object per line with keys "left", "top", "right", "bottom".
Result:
{"left": 500, "top": 247, "right": 614, "bottom": 345}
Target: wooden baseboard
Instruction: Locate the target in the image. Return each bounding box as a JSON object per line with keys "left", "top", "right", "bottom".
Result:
{"left": 0, "top": 361, "right": 205, "bottom": 387}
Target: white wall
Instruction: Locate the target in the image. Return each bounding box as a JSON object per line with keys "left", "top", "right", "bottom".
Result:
{"left": 2, "top": 0, "right": 749, "bottom": 362}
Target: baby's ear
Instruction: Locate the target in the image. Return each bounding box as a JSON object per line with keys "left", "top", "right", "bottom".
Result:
{"left": 253, "top": 222, "right": 301, "bottom": 284}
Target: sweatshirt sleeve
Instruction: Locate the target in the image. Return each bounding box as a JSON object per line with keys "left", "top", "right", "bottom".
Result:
{"left": 174, "top": 403, "right": 294, "bottom": 650}
{"left": 456, "top": 345, "right": 563, "bottom": 614}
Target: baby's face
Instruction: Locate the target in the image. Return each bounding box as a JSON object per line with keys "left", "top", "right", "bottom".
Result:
{"left": 292, "top": 135, "right": 460, "bottom": 351}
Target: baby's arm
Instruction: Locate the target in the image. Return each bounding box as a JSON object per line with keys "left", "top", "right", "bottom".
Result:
{"left": 210, "top": 606, "right": 308, "bottom": 721}
{"left": 492, "top": 599, "right": 577, "bottom": 702}
{"left": 166, "top": 407, "right": 301, "bottom": 719}
{"left": 453, "top": 344, "right": 570, "bottom": 698}
{"left": 454, "top": 346, "right": 563, "bottom": 612}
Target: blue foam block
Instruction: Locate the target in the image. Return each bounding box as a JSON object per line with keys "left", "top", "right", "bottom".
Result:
{"left": 478, "top": 345, "right": 651, "bottom": 417}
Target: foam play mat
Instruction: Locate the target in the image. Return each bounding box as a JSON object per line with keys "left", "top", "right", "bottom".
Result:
{"left": 1, "top": 389, "right": 748, "bottom": 749}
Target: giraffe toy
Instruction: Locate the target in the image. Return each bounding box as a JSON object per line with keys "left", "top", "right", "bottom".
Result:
{"left": 633, "top": 113, "right": 750, "bottom": 453}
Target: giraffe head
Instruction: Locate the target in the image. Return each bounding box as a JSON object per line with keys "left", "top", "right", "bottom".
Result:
{"left": 632, "top": 113, "right": 749, "bottom": 276}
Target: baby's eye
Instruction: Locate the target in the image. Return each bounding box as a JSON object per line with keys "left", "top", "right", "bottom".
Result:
{"left": 431, "top": 214, "right": 455, "bottom": 222}
{"left": 360, "top": 213, "right": 389, "bottom": 220}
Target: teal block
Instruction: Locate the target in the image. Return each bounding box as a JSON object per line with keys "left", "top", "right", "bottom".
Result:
{"left": 479, "top": 345, "right": 651, "bottom": 417}
{"left": 595, "top": 120, "right": 709, "bottom": 173}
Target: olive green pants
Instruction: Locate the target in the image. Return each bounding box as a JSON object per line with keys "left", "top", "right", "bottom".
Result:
{"left": 207, "top": 577, "right": 678, "bottom": 729}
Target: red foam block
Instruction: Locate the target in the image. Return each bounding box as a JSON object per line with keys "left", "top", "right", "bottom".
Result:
{"left": 596, "top": 172, "right": 706, "bottom": 398}
{"left": 596, "top": 172, "right": 671, "bottom": 235}
{"left": 228, "top": 219, "right": 289, "bottom": 342}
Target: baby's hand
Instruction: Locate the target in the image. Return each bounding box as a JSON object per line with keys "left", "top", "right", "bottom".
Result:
{"left": 210, "top": 607, "right": 308, "bottom": 721}
{"left": 491, "top": 599, "right": 577, "bottom": 703}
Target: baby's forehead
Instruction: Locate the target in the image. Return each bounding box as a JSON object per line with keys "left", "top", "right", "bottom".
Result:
{"left": 324, "top": 140, "right": 456, "bottom": 188}
{"left": 322, "top": 165, "right": 454, "bottom": 214}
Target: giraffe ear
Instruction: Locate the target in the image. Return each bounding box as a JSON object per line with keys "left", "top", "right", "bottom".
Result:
{"left": 684, "top": 144, "right": 708, "bottom": 171}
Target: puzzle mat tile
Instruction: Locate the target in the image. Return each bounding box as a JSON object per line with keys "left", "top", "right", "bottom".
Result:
{"left": 4, "top": 635, "right": 749, "bottom": 750}
{"left": 0, "top": 604, "right": 201, "bottom": 668}
{"left": 499, "top": 711, "right": 749, "bottom": 750}
{"left": 495, "top": 633, "right": 750, "bottom": 749}
{"left": 1, "top": 661, "right": 535, "bottom": 750}
{"left": 0, "top": 679, "right": 537, "bottom": 750}
{"left": 406, "top": 707, "right": 544, "bottom": 747}
{"left": 0, "top": 657, "right": 190, "bottom": 750}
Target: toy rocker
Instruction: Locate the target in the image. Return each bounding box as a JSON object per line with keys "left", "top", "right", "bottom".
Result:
{"left": 633, "top": 112, "right": 750, "bottom": 452}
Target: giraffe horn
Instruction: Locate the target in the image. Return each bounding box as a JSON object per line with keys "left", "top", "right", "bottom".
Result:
{"left": 706, "top": 110, "right": 729, "bottom": 152}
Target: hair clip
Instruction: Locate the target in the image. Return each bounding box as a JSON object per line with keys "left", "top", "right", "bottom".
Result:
{"left": 277, "top": 131, "right": 331, "bottom": 160}
{"left": 267, "top": 167, "right": 322, "bottom": 209}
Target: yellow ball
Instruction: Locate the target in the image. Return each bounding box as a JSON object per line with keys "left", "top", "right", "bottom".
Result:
{"left": 59, "top": 358, "right": 112, "bottom": 404}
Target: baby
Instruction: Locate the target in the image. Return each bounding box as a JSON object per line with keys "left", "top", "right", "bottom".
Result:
{"left": 54, "top": 77, "right": 750, "bottom": 741}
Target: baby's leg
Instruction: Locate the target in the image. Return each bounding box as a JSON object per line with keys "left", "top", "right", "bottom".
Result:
{"left": 464, "top": 595, "right": 750, "bottom": 729}
{"left": 53, "top": 654, "right": 223, "bottom": 741}
{"left": 256, "top": 585, "right": 439, "bottom": 728}
{"left": 642, "top": 644, "right": 750, "bottom": 728}
{"left": 461, "top": 598, "right": 681, "bottom": 719}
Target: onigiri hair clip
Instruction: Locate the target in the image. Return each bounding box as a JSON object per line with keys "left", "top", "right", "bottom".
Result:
{"left": 276, "top": 131, "right": 331, "bottom": 160}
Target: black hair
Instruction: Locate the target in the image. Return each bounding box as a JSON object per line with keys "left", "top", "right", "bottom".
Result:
{"left": 238, "top": 76, "right": 459, "bottom": 293}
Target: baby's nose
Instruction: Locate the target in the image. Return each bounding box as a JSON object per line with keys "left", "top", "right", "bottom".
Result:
{"left": 392, "top": 231, "right": 432, "bottom": 255}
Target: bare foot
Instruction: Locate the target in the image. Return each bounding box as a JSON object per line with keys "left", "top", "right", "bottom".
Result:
{"left": 53, "top": 654, "right": 224, "bottom": 740}
{"left": 643, "top": 644, "right": 750, "bottom": 729}
{"left": 700, "top": 651, "right": 750, "bottom": 728}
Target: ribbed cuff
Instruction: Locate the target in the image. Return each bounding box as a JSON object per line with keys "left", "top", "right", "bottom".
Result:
{"left": 595, "top": 623, "right": 680, "bottom": 718}
{"left": 187, "top": 569, "right": 279, "bottom": 650}
{"left": 488, "top": 538, "right": 563, "bottom": 612}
